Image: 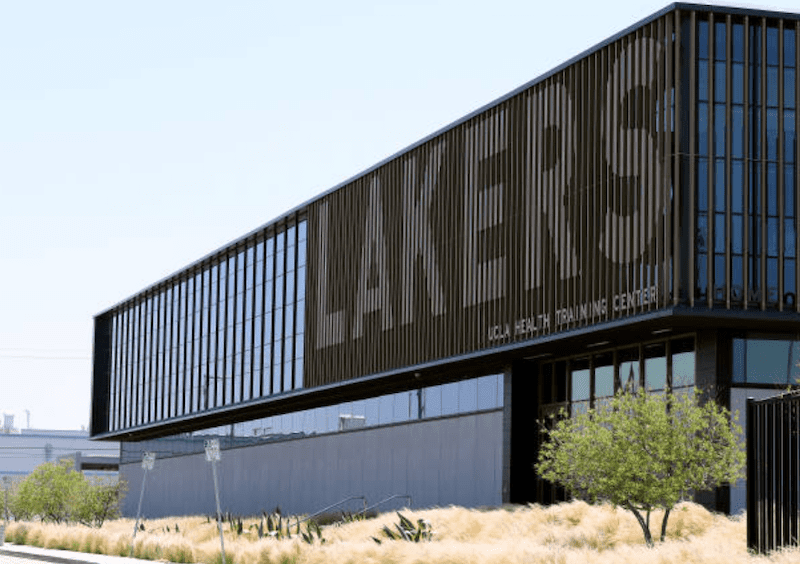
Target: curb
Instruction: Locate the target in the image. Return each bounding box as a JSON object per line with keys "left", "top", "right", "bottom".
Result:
{"left": 0, "top": 547, "right": 97, "bottom": 564}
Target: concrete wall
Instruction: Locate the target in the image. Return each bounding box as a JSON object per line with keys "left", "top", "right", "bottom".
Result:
{"left": 121, "top": 410, "right": 502, "bottom": 517}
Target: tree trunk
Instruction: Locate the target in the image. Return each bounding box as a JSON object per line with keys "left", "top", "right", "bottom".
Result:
{"left": 660, "top": 507, "right": 671, "bottom": 542}
{"left": 625, "top": 503, "right": 654, "bottom": 547}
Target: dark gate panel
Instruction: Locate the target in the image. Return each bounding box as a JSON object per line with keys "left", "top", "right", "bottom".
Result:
{"left": 747, "top": 394, "right": 800, "bottom": 553}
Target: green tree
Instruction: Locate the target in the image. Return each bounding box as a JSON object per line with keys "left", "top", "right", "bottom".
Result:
{"left": 12, "top": 460, "right": 126, "bottom": 526}
{"left": 536, "top": 389, "right": 745, "bottom": 546}
{"left": 72, "top": 477, "right": 127, "bottom": 528}
{"left": 14, "top": 460, "right": 84, "bottom": 524}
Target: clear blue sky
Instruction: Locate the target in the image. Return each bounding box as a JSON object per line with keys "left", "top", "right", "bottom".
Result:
{"left": 1, "top": 0, "right": 796, "bottom": 431}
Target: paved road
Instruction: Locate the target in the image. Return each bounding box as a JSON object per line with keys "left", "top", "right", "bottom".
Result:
{"left": 0, "top": 544, "right": 152, "bottom": 564}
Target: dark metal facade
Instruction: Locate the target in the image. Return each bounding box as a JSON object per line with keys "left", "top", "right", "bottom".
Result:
{"left": 91, "top": 4, "right": 800, "bottom": 440}
{"left": 306, "top": 13, "right": 678, "bottom": 386}
{"left": 747, "top": 394, "right": 800, "bottom": 553}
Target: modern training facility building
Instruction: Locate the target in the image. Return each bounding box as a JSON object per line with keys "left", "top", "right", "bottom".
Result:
{"left": 91, "top": 2, "right": 800, "bottom": 517}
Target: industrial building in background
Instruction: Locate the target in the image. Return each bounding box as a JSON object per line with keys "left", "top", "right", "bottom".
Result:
{"left": 91, "top": 2, "right": 800, "bottom": 517}
{"left": 0, "top": 412, "right": 118, "bottom": 480}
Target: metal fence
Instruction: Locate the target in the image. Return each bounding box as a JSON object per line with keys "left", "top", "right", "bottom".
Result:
{"left": 747, "top": 394, "right": 800, "bottom": 553}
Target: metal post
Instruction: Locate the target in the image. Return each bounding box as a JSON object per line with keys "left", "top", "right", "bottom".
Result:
{"left": 3, "top": 477, "right": 10, "bottom": 523}
{"left": 131, "top": 452, "right": 155, "bottom": 557}
{"left": 2, "top": 476, "right": 10, "bottom": 546}
{"left": 205, "top": 439, "right": 226, "bottom": 564}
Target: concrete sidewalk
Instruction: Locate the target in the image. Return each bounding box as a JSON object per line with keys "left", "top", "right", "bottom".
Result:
{"left": 0, "top": 543, "right": 162, "bottom": 564}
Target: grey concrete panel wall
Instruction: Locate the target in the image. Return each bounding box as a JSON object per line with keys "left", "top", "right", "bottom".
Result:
{"left": 121, "top": 410, "right": 502, "bottom": 518}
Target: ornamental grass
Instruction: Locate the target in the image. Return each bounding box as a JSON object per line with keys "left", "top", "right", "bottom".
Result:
{"left": 5, "top": 501, "right": 800, "bottom": 564}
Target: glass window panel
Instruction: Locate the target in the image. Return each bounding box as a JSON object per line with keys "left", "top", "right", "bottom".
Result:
{"left": 715, "top": 254, "right": 727, "bottom": 298}
{"left": 787, "top": 219, "right": 797, "bottom": 258}
{"left": 751, "top": 257, "right": 762, "bottom": 296}
{"left": 768, "top": 66, "right": 779, "bottom": 107}
{"left": 732, "top": 107, "right": 744, "bottom": 157}
{"left": 715, "top": 159, "right": 725, "bottom": 212}
{"left": 715, "top": 63, "right": 726, "bottom": 103}
{"left": 733, "top": 23, "right": 745, "bottom": 62}
{"left": 265, "top": 256, "right": 274, "bottom": 282}
{"left": 786, "top": 27, "right": 796, "bottom": 66}
{"left": 644, "top": 343, "right": 667, "bottom": 391}
{"left": 786, "top": 167, "right": 796, "bottom": 215}
{"left": 441, "top": 382, "right": 458, "bottom": 415}
{"left": 273, "top": 306, "right": 283, "bottom": 341}
{"left": 379, "top": 394, "right": 394, "bottom": 425}
{"left": 714, "top": 105, "right": 726, "bottom": 155}
{"left": 365, "top": 397, "right": 379, "bottom": 427}
{"left": 271, "top": 354, "right": 281, "bottom": 396}
{"left": 733, "top": 64, "right": 744, "bottom": 104}
{"left": 296, "top": 266, "right": 306, "bottom": 301}
{"left": 283, "top": 360, "right": 292, "bottom": 392}
{"left": 768, "top": 26, "right": 779, "bottom": 66}
{"left": 732, "top": 160, "right": 744, "bottom": 212}
{"left": 768, "top": 217, "right": 779, "bottom": 256}
{"left": 477, "top": 375, "right": 498, "bottom": 410}
{"left": 298, "top": 242, "right": 307, "bottom": 267}
{"left": 715, "top": 21, "right": 726, "bottom": 60}
{"left": 698, "top": 20, "right": 709, "bottom": 60}
{"left": 767, "top": 163, "right": 778, "bottom": 216}
{"left": 768, "top": 109, "right": 779, "bottom": 160}
{"left": 732, "top": 338, "right": 746, "bottom": 383}
{"left": 619, "top": 348, "right": 640, "bottom": 392}
{"left": 572, "top": 401, "right": 590, "bottom": 416}
{"left": 393, "top": 391, "right": 411, "bottom": 422}
{"left": 424, "top": 385, "right": 442, "bottom": 418}
{"left": 458, "top": 379, "right": 478, "bottom": 412}
{"left": 294, "top": 357, "right": 303, "bottom": 390}
{"left": 745, "top": 339, "right": 794, "bottom": 383}
{"left": 751, "top": 23, "right": 762, "bottom": 75}
{"left": 786, "top": 69, "right": 796, "bottom": 109}
{"left": 275, "top": 277, "right": 284, "bottom": 311}
{"left": 768, "top": 258, "right": 779, "bottom": 299}
{"left": 697, "top": 214, "right": 708, "bottom": 253}
{"left": 786, "top": 111, "right": 796, "bottom": 162}
{"left": 671, "top": 346, "right": 695, "bottom": 389}
{"left": 751, "top": 107, "right": 761, "bottom": 159}
{"left": 698, "top": 60, "right": 709, "bottom": 101}
{"left": 594, "top": 353, "right": 614, "bottom": 398}
{"left": 732, "top": 215, "right": 743, "bottom": 254}
{"left": 698, "top": 103, "right": 709, "bottom": 155}
{"left": 715, "top": 213, "right": 726, "bottom": 254}
{"left": 698, "top": 158, "right": 709, "bottom": 212}
{"left": 733, "top": 256, "right": 744, "bottom": 298}
{"left": 284, "top": 307, "right": 294, "bottom": 338}
{"left": 496, "top": 372, "right": 505, "bottom": 404}
{"left": 286, "top": 271, "right": 295, "bottom": 304}
{"left": 570, "top": 358, "right": 591, "bottom": 402}
{"left": 697, "top": 251, "right": 708, "bottom": 298}
{"left": 785, "top": 259, "right": 796, "bottom": 300}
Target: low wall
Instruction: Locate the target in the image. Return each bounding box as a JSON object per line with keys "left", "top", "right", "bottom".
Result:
{"left": 121, "top": 410, "right": 502, "bottom": 517}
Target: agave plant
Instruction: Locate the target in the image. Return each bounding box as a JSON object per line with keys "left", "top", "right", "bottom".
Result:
{"left": 372, "top": 512, "right": 433, "bottom": 544}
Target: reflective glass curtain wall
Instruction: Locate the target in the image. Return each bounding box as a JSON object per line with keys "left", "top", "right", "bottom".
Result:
{"left": 105, "top": 220, "right": 307, "bottom": 432}
{"left": 694, "top": 12, "right": 799, "bottom": 309}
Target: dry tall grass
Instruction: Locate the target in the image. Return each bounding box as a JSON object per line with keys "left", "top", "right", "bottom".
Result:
{"left": 5, "top": 501, "right": 799, "bottom": 564}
